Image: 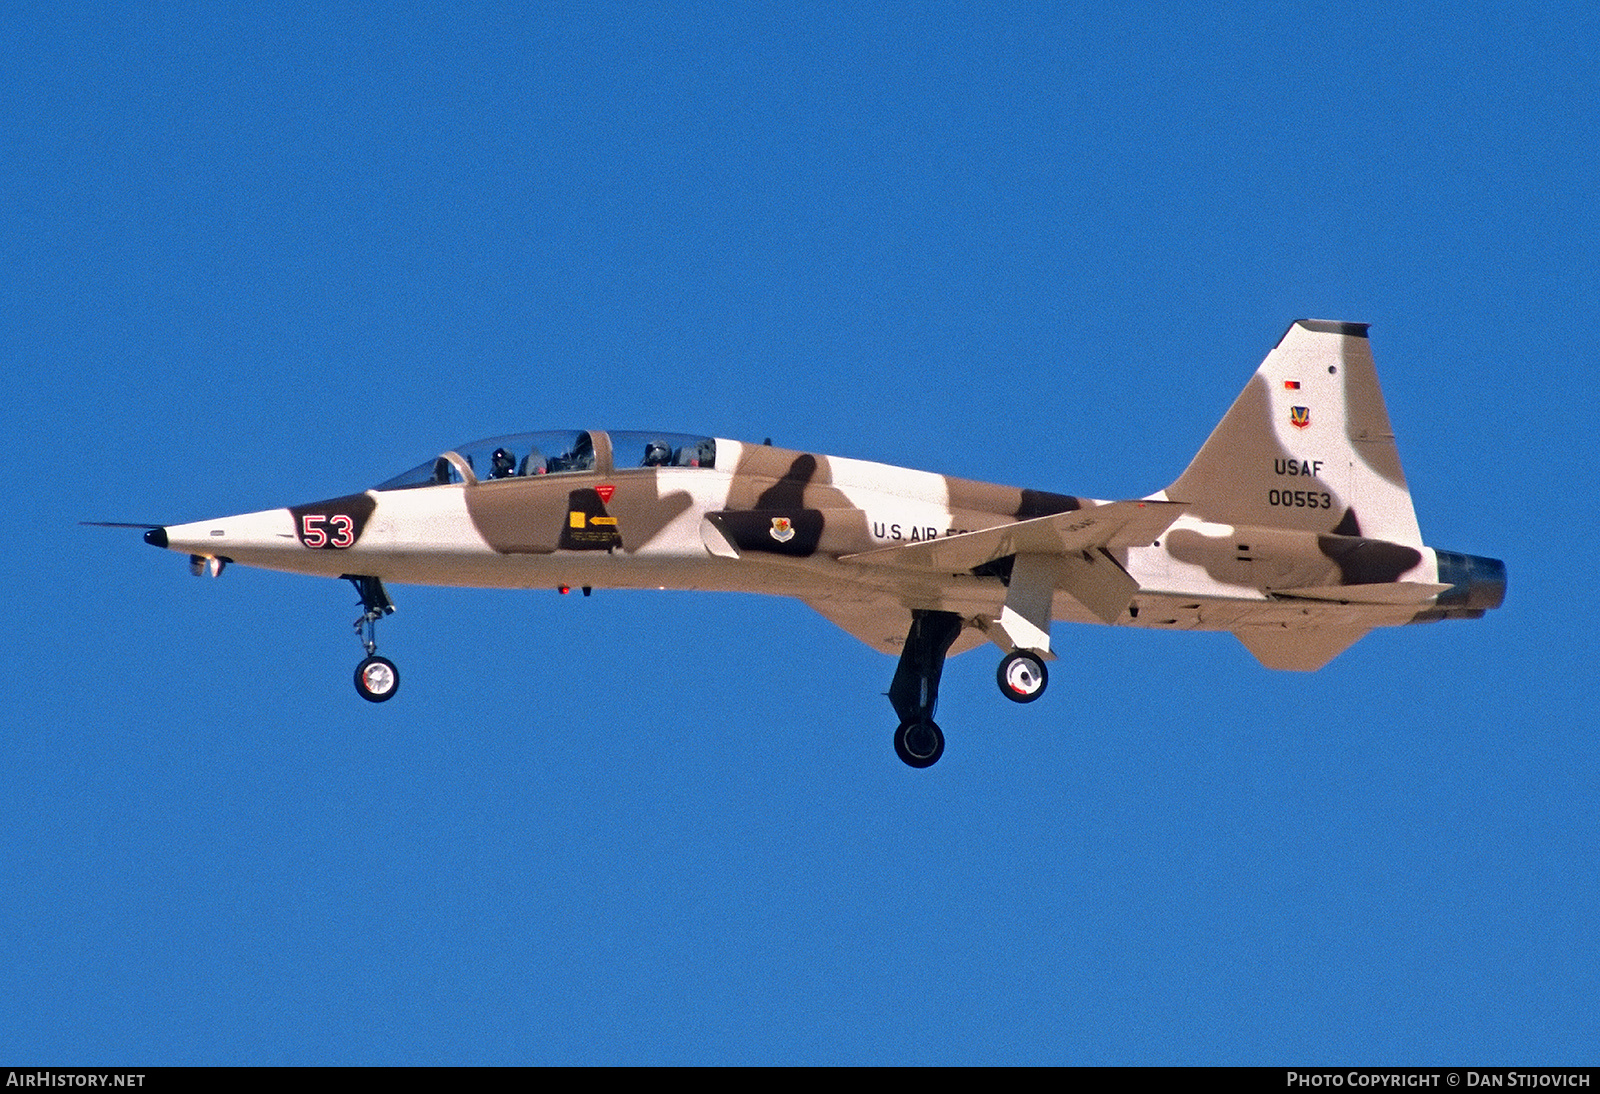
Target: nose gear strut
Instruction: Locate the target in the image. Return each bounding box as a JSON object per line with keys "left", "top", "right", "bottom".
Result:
{"left": 346, "top": 575, "right": 399, "bottom": 702}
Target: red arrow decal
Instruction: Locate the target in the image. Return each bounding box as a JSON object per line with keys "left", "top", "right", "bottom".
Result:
{"left": 596, "top": 484, "right": 615, "bottom": 503}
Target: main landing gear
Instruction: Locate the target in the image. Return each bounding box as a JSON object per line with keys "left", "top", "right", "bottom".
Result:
{"left": 997, "top": 649, "right": 1048, "bottom": 703}
{"left": 886, "top": 611, "right": 1053, "bottom": 768}
{"left": 889, "top": 610, "right": 962, "bottom": 768}
{"left": 347, "top": 575, "right": 399, "bottom": 703}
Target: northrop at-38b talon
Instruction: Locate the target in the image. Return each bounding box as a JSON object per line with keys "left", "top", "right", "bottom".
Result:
{"left": 122, "top": 321, "right": 1504, "bottom": 767}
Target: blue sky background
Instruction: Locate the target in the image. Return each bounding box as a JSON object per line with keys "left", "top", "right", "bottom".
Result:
{"left": 3, "top": 1, "right": 1595, "bottom": 1064}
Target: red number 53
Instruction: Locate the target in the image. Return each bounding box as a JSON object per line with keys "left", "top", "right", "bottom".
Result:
{"left": 301, "top": 513, "right": 355, "bottom": 549}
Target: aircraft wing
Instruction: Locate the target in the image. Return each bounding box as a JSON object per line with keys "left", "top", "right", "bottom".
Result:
{"left": 837, "top": 500, "right": 1187, "bottom": 573}
{"left": 801, "top": 593, "right": 989, "bottom": 657}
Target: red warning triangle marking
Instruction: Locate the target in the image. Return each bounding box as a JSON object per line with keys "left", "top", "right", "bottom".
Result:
{"left": 596, "top": 484, "right": 615, "bottom": 503}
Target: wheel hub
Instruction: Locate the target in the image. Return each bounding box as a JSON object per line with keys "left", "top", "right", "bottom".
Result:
{"left": 903, "top": 722, "right": 939, "bottom": 758}
{"left": 362, "top": 661, "right": 395, "bottom": 694}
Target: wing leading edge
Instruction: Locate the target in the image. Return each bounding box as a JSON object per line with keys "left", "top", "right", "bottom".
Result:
{"left": 838, "top": 500, "right": 1185, "bottom": 630}
{"left": 838, "top": 500, "right": 1186, "bottom": 573}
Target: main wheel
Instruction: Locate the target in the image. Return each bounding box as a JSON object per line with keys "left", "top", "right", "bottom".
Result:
{"left": 355, "top": 655, "right": 400, "bottom": 703}
{"left": 894, "top": 719, "right": 945, "bottom": 768}
{"left": 997, "top": 650, "right": 1047, "bottom": 703}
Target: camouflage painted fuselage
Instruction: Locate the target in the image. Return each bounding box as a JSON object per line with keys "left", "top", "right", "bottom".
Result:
{"left": 149, "top": 321, "right": 1504, "bottom": 671}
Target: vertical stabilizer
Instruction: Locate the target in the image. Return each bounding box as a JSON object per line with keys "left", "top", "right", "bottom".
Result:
{"left": 1163, "top": 320, "right": 1423, "bottom": 546}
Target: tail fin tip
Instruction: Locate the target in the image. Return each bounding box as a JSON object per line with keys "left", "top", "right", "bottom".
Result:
{"left": 1291, "top": 318, "right": 1370, "bottom": 339}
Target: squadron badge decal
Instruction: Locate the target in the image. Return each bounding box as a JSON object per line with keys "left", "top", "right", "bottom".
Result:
{"left": 769, "top": 516, "right": 796, "bottom": 543}
{"left": 1290, "top": 406, "right": 1311, "bottom": 429}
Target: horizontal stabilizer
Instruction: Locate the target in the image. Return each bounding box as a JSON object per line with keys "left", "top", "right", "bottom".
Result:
{"left": 1271, "top": 582, "right": 1451, "bottom": 605}
{"left": 1232, "top": 625, "right": 1371, "bottom": 671}
{"left": 839, "top": 500, "right": 1186, "bottom": 573}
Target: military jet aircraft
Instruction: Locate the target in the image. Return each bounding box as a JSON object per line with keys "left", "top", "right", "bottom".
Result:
{"left": 121, "top": 320, "right": 1503, "bottom": 767}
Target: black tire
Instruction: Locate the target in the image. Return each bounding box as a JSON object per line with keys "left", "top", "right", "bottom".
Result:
{"left": 894, "top": 719, "right": 944, "bottom": 768}
{"left": 355, "top": 655, "right": 400, "bottom": 703}
{"left": 997, "top": 650, "right": 1048, "bottom": 703}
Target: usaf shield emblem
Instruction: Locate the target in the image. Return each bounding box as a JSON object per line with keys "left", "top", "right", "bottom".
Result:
{"left": 769, "top": 517, "right": 795, "bottom": 543}
{"left": 1289, "top": 406, "right": 1311, "bottom": 429}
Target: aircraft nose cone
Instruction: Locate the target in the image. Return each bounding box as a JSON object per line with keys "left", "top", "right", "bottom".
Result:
{"left": 144, "top": 527, "right": 168, "bottom": 549}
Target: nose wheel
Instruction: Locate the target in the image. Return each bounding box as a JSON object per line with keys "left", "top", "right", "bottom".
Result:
{"left": 355, "top": 655, "right": 400, "bottom": 702}
{"left": 346, "top": 575, "right": 399, "bottom": 702}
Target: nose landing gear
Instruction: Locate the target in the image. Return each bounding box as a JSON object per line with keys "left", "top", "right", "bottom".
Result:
{"left": 347, "top": 575, "right": 399, "bottom": 703}
{"left": 355, "top": 654, "right": 399, "bottom": 702}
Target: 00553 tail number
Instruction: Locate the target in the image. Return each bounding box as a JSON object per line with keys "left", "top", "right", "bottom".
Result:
{"left": 1267, "top": 489, "right": 1332, "bottom": 509}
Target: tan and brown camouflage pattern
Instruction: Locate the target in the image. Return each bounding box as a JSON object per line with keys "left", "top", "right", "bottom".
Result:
{"left": 148, "top": 320, "right": 1503, "bottom": 675}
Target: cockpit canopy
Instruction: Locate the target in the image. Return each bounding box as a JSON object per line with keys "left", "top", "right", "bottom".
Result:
{"left": 374, "top": 430, "right": 717, "bottom": 490}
